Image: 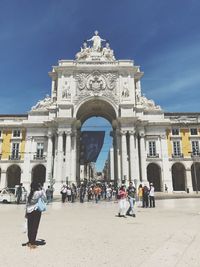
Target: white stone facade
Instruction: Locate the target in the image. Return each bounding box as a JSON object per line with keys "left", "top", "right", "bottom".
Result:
{"left": 0, "top": 32, "right": 200, "bottom": 194}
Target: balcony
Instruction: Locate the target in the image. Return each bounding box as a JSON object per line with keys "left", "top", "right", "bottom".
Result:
{"left": 9, "top": 155, "right": 21, "bottom": 160}
{"left": 191, "top": 152, "right": 200, "bottom": 158}
{"left": 147, "top": 153, "right": 159, "bottom": 158}
{"left": 172, "top": 153, "right": 184, "bottom": 158}
{"left": 33, "top": 154, "right": 46, "bottom": 160}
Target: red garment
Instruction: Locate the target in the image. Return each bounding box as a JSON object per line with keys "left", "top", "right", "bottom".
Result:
{"left": 118, "top": 190, "right": 127, "bottom": 199}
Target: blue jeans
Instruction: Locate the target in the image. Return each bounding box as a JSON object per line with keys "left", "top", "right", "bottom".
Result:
{"left": 126, "top": 197, "right": 135, "bottom": 215}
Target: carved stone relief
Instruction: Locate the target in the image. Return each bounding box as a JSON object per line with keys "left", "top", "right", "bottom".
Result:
{"left": 76, "top": 71, "right": 117, "bottom": 94}
{"left": 121, "top": 81, "right": 129, "bottom": 98}
{"left": 62, "top": 81, "right": 71, "bottom": 99}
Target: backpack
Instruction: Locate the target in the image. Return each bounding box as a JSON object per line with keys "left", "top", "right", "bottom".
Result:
{"left": 37, "top": 197, "right": 46, "bottom": 212}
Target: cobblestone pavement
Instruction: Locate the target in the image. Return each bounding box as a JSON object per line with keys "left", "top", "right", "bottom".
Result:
{"left": 0, "top": 198, "right": 200, "bottom": 267}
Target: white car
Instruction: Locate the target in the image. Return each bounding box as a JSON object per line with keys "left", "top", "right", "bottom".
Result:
{"left": 0, "top": 186, "right": 27, "bottom": 203}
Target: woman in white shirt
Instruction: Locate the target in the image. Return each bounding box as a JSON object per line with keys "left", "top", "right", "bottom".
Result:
{"left": 25, "top": 182, "right": 46, "bottom": 249}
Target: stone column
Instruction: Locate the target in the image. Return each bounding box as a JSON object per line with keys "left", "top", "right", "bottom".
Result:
{"left": 0, "top": 170, "right": 6, "bottom": 188}
{"left": 65, "top": 131, "right": 71, "bottom": 183}
{"left": 186, "top": 168, "right": 193, "bottom": 193}
{"left": 57, "top": 131, "right": 63, "bottom": 181}
{"left": 46, "top": 133, "right": 53, "bottom": 184}
{"left": 134, "top": 133, "right": 140, "bottom": 182}
{"left": 22, "top": 136, "right": 32, "bottom": 185}
{"left": 116, "top": 130, "right": 121, "bottom": 185}
{"left": 139, "top": 133, "right": 147, "bottom": 183}
{"left": 70, "top": 131, "right": 77, "bottom": 184}
{"left": 160, "top": 135, "right": 170, "bottom": 192}
{"left": 129, "top": 131, "right": 137, "bottom": 182}
{"left": 121, "top": 130, "right": 129, "bottom": 184}
{"left": 109, "top": 148, "right": 114, "bottom": 181}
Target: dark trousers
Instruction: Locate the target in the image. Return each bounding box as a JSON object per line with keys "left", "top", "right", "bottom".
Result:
{"left": 149, "top": 196, "right": 155, "bottom": 207}
{"left": 62, "top": 193, "right": 67, "bottom": 203}
{"left": 143, "top": 195, "right": 149, "bottom": 208}
{"left": 27, "top": 210, "right": 41, "bottom": 244}
{"left": 16, "top": 194, "right": 21, "bottom": 204}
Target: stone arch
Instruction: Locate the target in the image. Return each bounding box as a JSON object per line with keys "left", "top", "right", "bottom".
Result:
{"left": 172, "top": 163, "right": 186, "bottom": 191}
{"left": 6, "top": 164, "right": 21, "bottom": 187}
{"left": 32, "top": 164, "right": 46, "bottom": 185}
{"left": 75, "top": 98, "right": 117, "bottom": 185}
{"left": 147, "top": 163, "right": 161, "bottom": 191}
{"left": 75, "top": 97, "right": 117, "bottom": 124}
{"left": 191, "top": 162, "right": 200, "bottom": 192}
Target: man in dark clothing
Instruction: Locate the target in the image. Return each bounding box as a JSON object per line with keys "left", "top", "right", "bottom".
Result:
{"left": 126, "top": 182, "right": 136, "bottom": 217}
{"left": 16, "top": 183, "right": 23, "bottom": 204}
{"left": 142, "top": 185, "right": 149, "bottom": 208}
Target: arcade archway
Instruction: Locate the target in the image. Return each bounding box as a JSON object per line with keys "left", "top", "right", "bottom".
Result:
{"left": 32, "top": 164, "right": 46, "bottom": 185}
{"left": 6, "top": 164, "right": 21, "bottom": 187}
{"left": 172, "top": 163, "right": 186, "bottom": 191}
{"left": 191, "top": 162, "right": 200, "bottom": 192}
{"left": 147, "top": 163, "right": 161, "bottom": 191}
{"left": 76, "top": 98, "right": 117, "bottom": 184}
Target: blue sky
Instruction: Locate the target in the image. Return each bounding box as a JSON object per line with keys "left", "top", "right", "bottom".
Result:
{"left": 0, "top": 0, "right": 200, "bottom": 170}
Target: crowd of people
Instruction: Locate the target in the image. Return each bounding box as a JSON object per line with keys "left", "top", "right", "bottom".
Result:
{"left": 59, "top": 180, "right": 156, "bottom": 217}
{"left": 22, "top": 180, "right": 155, "bottom": 249}
{"left": 60, "top": 182, "right": 115, "bottom": 204}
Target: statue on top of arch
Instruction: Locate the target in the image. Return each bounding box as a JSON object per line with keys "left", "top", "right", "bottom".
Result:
{"left": 31, "top": 94, "right": 53, "bottom": 111}
{"left": 75, "top": 31, "right": 115, "bottom": 61}
{"left": 139, "top": 95, "right": 161, "bottom": 111}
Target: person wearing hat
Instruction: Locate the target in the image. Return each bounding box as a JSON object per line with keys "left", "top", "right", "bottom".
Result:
{"left": 149, "top": 183, "right": 155, "bottom": 208}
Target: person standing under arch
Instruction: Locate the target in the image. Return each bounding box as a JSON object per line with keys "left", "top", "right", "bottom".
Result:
{"left": 25, "top": 182, "right": 46, "bottom": 249}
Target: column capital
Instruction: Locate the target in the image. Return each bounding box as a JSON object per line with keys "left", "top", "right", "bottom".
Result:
{"left": 120, "top": 130, "right": 127, "bottom": 136}
{"left": 65, "top": 130, "right": 72, "bottom": 136}
{"left": 47, "top": 133, "right": 53, "bottom": 138}
{"left": 129, "top": 130, "right": 135, "bottom": 136}
{"left": 139, "top": 132, "right": 145, "bottom": 138}
{"left": 57, "top": 131, "right": 63, "bottom": 136}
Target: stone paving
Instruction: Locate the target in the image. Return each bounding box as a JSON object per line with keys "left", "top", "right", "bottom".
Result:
{"left": 0, "top": 198, "right": 200, "bottom": 267}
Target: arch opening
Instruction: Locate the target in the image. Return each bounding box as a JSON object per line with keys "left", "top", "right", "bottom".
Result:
{"left": 6, "top": 164, "right": 21, "bottom": 187}
{"left": 32, "top": 164, "right": 46, "bottom": 185}
{"left": 191, "top": 162, "right": 200, "bottom": 192}
{"left": 76, "top": 99, "right": 117, "bottom": 185}
{"left": 147, "top": 163, "right": 161, "bottom": 191}
{"left": 172, "top": 163, "right": 186, "bottom": 191}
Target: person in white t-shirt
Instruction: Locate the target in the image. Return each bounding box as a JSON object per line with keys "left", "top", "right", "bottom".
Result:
{"left": 149, "top": 183, "right": 155, "bottom": 208}
{"left": 25, "top": 182, "right": 46, "bottom": 248}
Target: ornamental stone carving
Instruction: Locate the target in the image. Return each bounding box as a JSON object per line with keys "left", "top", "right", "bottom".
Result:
{"left": 62, "top": 81, "right": 71, "bottom": 99}
{"left": 86, "top": 71, "right": 106, "bottom": 91}
{"left": 121, "top": 81, "right": 129, "bottom": 98}
{"left": 76, "top": 71, "right": 117, "bottom": 93}
{"left": 139, "top": 95, "right": 161, "bottom": 111}
{"left": 31, "top": 95, "right": 53, "bottom": 111}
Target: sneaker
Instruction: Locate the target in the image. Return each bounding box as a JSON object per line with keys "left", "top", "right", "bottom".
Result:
{"left": 132, "top": 214, "right": 136, "bottom": 217}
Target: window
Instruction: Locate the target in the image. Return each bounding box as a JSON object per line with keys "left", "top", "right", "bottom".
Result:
{"left": 36, "top": 143, "right": 44, "bottom": 158}
{"left": 11, "top": 143, "right": 20, "bottom": 159}
{"left": 13, "top": 130, "right": 20, "bottom": 137}
{"left": 172, "top": 128, "right": 179, "bottom": 135}
{"left": 190, "top": 128, "right": 198, "bottom": 135}
{"left": 148, "top": 141, "right": 156, "bottom": 156}
{"left": 173, "top": 141, "right": 181, "bottom": 156}
{"left": 192, "top": 141, "right": 199, "bottom": 155}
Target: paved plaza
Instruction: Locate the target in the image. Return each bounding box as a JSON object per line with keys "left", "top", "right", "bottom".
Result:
{"left": 0, "top": 198, "right": 200, "bottom": 267}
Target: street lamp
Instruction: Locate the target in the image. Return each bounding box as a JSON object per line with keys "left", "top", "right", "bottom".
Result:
{"left": 189, "top": 150, "right": 199, "bottom": 194}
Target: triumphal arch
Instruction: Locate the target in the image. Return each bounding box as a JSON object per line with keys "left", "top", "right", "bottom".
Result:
{"left": 1, "top": 31, "right": 200, "bottom": 193}
{"left": 26, "top": 31, "right": 164, "bottom": 190}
